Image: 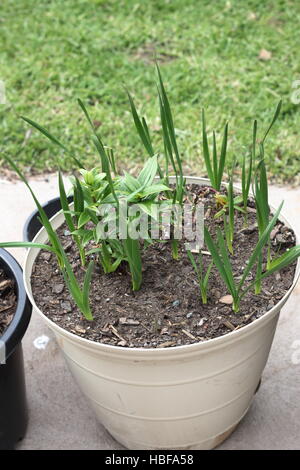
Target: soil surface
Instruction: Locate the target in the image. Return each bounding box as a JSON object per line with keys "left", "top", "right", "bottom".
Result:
{"left": 0, "top": 269, "right": 16, "bottom": 337}
{"left": 31, "top": 185, "right": 297, "bottom": 348}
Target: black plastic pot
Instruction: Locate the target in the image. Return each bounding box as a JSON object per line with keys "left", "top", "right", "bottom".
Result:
{"left": 23, "top": 195, "right": 73, "bottom": 242}
{"left": 0, "top": 249, "right": 32, "bottom": 449}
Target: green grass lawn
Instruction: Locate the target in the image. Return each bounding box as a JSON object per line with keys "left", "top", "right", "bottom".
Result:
{"left": 1, "top": 0, "right": 300, "bottom": 182}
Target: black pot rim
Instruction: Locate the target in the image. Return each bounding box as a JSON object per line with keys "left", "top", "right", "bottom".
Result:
{"left": 23, "top": 196, "right": 60, "bottom": 243}
{"left": 0, "top": 248, "right": 32, "bottom": 359}
{"left": 23, "top": 195, "right": 73, "bottom": 243}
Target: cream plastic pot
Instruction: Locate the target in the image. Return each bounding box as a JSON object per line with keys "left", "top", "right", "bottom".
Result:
{"left": 23, "top": 177, "right": 300, "bottom": 449}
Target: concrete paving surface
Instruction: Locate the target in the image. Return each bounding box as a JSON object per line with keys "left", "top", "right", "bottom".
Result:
{"left": 0, "top": 173, "right": 300, "bottom": 450}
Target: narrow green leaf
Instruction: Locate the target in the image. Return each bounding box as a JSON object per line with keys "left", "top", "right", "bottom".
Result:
{"left": 217, "top": 122, "right": 228, "bottom": 190}
{"left": 216, "top": 228, "right": 236, "bottom": 296}
{"left": 139, "top": 183, "right": 171, "bottom": 197}
{"left": 123, "top": 238, "right": 142, "bottom": 291}
{"left": 91, "top": 135, "right": 118, "bottom": 206}
{"left": 58, "top": 171, "right": 75, "bottom": 232}
{"left": 203, "top": 261, "right": 214, "bottom": 288}
{"left": 138, "top": 155, "right": 158, "bottom": 187}
{"left": 77, "top": 98, "right": 95, "bottom": 129}
{"left": 156, "top": 65, "right": 181, "bottom": 169}
{"left": 212, "top": 131, "right": 218, "bottom": 188}
{"left": 78, "top": 210, "right": 91, "bottom": 229}
{"left": 202, "top": 109, "right": 214, "bottom": 187}
{"left": 0, "top": 242, "right": 57, "bottom": 252}
{"left": 158, "top": 87, "right": 176, "bottom": 174}
{"left": 4, "top": 155, "right": 63, "bottom": 265}
{"left": 21, "top": 116, "right": 83, "bottom": 168}
{"left": 268, "top": 246, "right": 300, "bottom": 272}
{"left": 187, "top": 250, "right": 199, "bottom": 276}
{"left": 228, "top": 175, "right": 234, "bottom": 243}
{"left": 262, "top": 100, "right": 282, "bottom": 143}
{"left": 126, "top": 90, "right": 154, "bottom": 157}
{"left": 204, "top": 227, "right": 234, "bottom": 296}
{"left": 73, "top": 176, "right": 84, "bottom": 220}
{"left": 123, "top": 172, "right": 141, "bottom": 192}
{"left": 238, "top": 201, "right": 284, "bottom": 291}
{"left": 82, "top": 261, "right": 95, "bottom": 320}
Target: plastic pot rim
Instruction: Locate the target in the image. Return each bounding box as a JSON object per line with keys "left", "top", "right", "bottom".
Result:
{"left": 0, "top": 248, "right": 32, "bottom": 359}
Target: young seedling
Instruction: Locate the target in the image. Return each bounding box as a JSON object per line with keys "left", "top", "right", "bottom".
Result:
{"left": 253, "top": 157, "right": 269, "bottom": 293}
{"left": 204, "top": 201, "right": 300, "bottom": 313}
{"left": 58, "top": 172, "right": 89, "bottom": 267}
{"left": 223, "top": 174, "right": 235, "bottom": 255}
{"left": 186, "top": 250, "right": 213, "bottom": 304}
{"left": 241, "top": 120, "right": 256, "bottom": 226}
{"left": 156, "top": 66, "right": 186, "bottom": 259}
{"left": 252, "top": 101, "right": 282, "bottom": 292}
{"left": 201, "top": 109, "right": 228, "bottom": 191}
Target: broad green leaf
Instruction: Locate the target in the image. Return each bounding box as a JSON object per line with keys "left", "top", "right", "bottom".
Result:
{"left": 123, "top": 172, "right": 141, "bottom": 192}
{"left": 139, "top": 183, "right": 171, "bottom": 198}
{"left": 137, "top": 202, "right": 159, "bottom": 220}
{"left": 78, "top": 210, "right": 91, "bottom": 228}
{"left": 138, "top": 155, "right": 158, "bottom": 187}
{"left": 82, "top": 230, "right": 94, "bottom": 246}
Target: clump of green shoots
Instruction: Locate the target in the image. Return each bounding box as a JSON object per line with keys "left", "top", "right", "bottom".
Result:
{"left": 253, "top": 100, "right": 282, "bottom": 293}
{"left": 223, "top": 172, "right": 235, "bottom": 255}
{"left": 213, "top": 166, "right": 236, "bottom": 255}
{"left": 187, "top": 250, "right": 213, "bottom": 304}
{"left": 201, "top": 109, "right": 228, "bottom": 191}
{"left": 241, "top": 120, "right": 256, "bottom": 227}
{"left": 205, "top": 203, "right": 300, "bottom": 313}
{"left": 127, "top": 64, "right": 185, "bottom": 260}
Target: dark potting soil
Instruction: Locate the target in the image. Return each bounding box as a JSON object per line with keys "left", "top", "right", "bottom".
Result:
{"left": 31, "top": 185, "right": 297, "bottom": 348}
{"left": 0, "top": 269, "right": 16, "bottom": 337}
